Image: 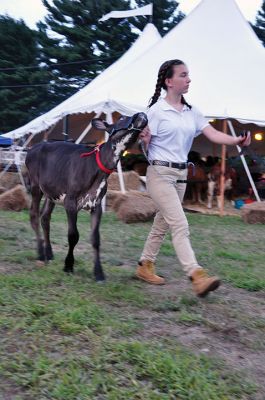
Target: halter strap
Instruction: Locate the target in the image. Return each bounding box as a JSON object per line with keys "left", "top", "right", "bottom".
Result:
{"left": 80, "top": 144, "right": 114, "bottom": 174}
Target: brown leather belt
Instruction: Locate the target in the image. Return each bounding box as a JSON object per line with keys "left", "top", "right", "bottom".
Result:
{"left": 151, "top": 160, "right": 188, "bottom": 169}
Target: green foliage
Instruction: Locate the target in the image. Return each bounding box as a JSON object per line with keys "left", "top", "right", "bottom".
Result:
{"left": 252, "top": 0, "right": 265, "bottom": 46}
{"left": 37, "top": 0, "right": 184, "bottom": 103}
{"left": 100, "top": 341, "right": 256, "bottom": 399}
{"left": 0, "top": 16, "right": 51, "bottom": 133}
{"left": 134, "top": 0, "right": 184, "bottom": 35}
{"left": 0, "top": 1, "right": 184, "bottom": 132}
{"left": 37, "top": 0, "right": 137, "bottom": 101}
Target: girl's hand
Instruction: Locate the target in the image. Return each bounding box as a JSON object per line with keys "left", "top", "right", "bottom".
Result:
{"left": 139, "top": 125, "right": 151, "bottom": 146}
{"left": 236, "top": 131, "right": 251, "bottom": 147}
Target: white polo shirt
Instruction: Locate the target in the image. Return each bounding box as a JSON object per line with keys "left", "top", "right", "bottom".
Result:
{"left": 147, "top": 98, "right": 209, "bottom": 163}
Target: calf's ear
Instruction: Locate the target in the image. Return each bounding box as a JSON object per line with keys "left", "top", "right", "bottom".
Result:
{"left": 92, "top": 118, "right": 112, "bottom": 131}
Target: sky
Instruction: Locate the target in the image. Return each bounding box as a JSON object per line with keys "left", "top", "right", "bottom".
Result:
{"left": 0, "top": 0, "right": 263, "bottom": 29}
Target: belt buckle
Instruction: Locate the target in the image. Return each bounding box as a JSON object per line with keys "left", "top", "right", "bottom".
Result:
{"left": 168, "top": 161, "right": 172, "bottom": 168}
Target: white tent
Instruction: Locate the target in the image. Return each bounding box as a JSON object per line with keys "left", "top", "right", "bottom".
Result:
{"left": 4, "top": 0, "right": 265, "bottom": 140}
{"left": 77, "top": 0, "right": 265, "bottom": 125}
{"left": 4, "top": 23, "right": 161, "bottom": 139}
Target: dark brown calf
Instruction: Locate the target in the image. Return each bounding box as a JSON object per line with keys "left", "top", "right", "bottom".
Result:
{"left": 25, "top": 113, "right": 147, "bottom": 281}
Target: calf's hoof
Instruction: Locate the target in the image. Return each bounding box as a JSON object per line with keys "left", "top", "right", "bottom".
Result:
{"left": 96, "top": 279, "right": 106, "bottom": 284}
{"left": 63, "top": 267, "right": 74, "bottom": 274}
{"left": 45, "top": 250, "right": 54, "bottom": 261}
{"left": 95, "top": 274, "right": 106, "bottom": 283}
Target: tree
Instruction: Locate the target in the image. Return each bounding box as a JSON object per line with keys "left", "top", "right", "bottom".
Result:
{"left": 37, "top": 0, "right": 184, "bottom": 103}
{"left": 0, "top": 16, "right": 51, "bottom": 133}
{"left": 37, "top": 0, "right": 137, "bottom": 100}
{"left": 134, "top": 0, "right": 184, "bottom": 35}
{"left": 252, "top": 1, "right": 265, "bottom": 46}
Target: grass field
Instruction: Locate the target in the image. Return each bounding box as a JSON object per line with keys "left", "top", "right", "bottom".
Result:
{"left": 0, "top": 207, "right": 264, "bottom": 399}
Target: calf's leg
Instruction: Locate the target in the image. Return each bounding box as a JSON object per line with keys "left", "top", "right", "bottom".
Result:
{"left": 40, "top": 198, "right": 55, "bottom": 261}
{"left": 30, "top": 186, "right": 45, "bottom": 262}
{"left": 64, "top": 197, "right": 79, "bottom": 273}
{"left": 90, "top": 204, "right": 105, "bottom": 282}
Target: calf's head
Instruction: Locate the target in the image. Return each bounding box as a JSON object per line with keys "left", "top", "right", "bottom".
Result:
{"left": 92, "top": 112, "right": 148, "bottom": 160}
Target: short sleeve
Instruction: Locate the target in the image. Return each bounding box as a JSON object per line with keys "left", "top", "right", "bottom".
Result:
{"left": 193, "top": 106, "right": 210, "bottom": 137}
{"left": 147, "top": 105, "right": 159, "bottom": 136}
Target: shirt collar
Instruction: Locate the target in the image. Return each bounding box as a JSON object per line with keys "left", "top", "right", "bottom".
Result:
{"left": 160, "top": 98, "right": 190, "bottom": 112}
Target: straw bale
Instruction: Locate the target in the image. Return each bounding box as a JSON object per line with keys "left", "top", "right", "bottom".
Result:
{"left": 111, "top": 190, "right": 157, "bottom": 223}
{"left": 241, "top": 201, "right": 265, "bottom": 224}
{"left": 108, "top": 171, "right": 140, "bottom": 191}
{"left": 106, "top": 190, "right": 123, "bottom": 211}
{"left": 0, "top": 172, "right": 21, "bottom": 190}
{"left": 0, "top": 184, "right": 30, "bottom": 211}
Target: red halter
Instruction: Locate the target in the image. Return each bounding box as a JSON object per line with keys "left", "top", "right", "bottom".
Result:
{"left": 80, "top": 143, "right": 114, "bottom": 174}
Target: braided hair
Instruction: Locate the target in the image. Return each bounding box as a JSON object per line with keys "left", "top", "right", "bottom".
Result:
{"left": 148, "top": 59, "right": 191, "bottom": 109}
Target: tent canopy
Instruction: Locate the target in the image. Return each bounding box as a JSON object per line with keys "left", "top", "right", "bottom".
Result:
{"left": 4, "top": 0, "right": 265, "bottom": 139}
{"left": 83, "top": 0, "right": 265, "bottom": 125}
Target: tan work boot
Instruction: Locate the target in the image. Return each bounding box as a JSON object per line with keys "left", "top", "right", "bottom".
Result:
{"left": 136, "top": 260, "right": 165, "bottom": 285}
{"left": 190, "top": 268, "right": 220, "bottom": 297}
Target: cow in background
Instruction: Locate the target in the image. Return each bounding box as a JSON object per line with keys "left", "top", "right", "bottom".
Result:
{"left": 185, "top": 151, "right": 208, "bottom": 204}
{"left": 207, "top": 162, "right": 237, "bottom": 209}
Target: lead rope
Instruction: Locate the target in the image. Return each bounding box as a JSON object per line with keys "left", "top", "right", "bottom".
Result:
{"left": 80, "top": 143, "right": 115, "bottom": 174}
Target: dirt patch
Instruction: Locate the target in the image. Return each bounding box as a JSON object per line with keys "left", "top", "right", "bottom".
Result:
{"left": 133, "top": 277, "right": 265, "bottom": 398}
{"left": 0, "top": 262, "right": 36, "bottom": 275}
{"left": 183, "top": 200, "right": 242, "bottom": 216}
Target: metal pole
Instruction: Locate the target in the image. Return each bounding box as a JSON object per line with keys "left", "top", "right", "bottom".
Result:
{"left": 106, "top": 112, "right": 126, "bottom": 194}
{"left": 0, "top": 161, "right": 12, "bottom": 180}
{"left": 75, "top": 112, "right": 101, "bottom": 144}
{"left": 219, "top": 142, "right": 226, "bottom": 216}
{"left": 227, "top": 120, "right": 261, "bottom": 202}
{"left": 22, "top": 133, "right": 34, "bottom": 148}
{"left": 43, "top": 123, "right": 57, "bottom": 142}
{"left": 149, "top": 3, "right": 153, "bottom": 22}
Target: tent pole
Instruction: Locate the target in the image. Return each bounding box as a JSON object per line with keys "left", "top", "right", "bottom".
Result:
{"left": 63, "top": 115, "right": 69, "bottom": 141}
{"left": 75, "top": 112, "right": 101, "bottom": 144}
{"left": 44, "top": 123, "right": 58, "bottom": 142}
{"left": 22, "top": 133, "right": 34, "bottom": 149}
{"left": 219, "top": 120, "right": 227, "bottom": 216}
{"left": 227, "top": 120, "right": 261, "bottom": 202}
{"left": 106, "top": 112, "right": 126, "bottom": 194}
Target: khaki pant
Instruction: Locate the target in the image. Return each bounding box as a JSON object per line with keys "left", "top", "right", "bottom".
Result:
{"left": 140, "top": 165, "right": 201, "bottom": 276}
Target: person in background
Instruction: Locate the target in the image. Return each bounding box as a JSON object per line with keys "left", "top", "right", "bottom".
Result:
{"left": 136, "top": 59, "right": 251, "bottom": 297}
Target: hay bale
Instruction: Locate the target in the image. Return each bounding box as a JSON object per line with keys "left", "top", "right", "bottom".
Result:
{"left": 241, "top": 201, "right": 265, "bottom": 224}
{"left": 0, "top": 172, "right": 21, "bottom": 190}
{"left": 106, "top": 190, "right": 123, "bottom": 211}
{"left": 0, "top": 184, "right": 30, "bottom": 211}
{"left": 111, "top": 190, "right": 157, "bottom": 223}
{"left": 108, "top": 171, "right": 140, "bottom": 191}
